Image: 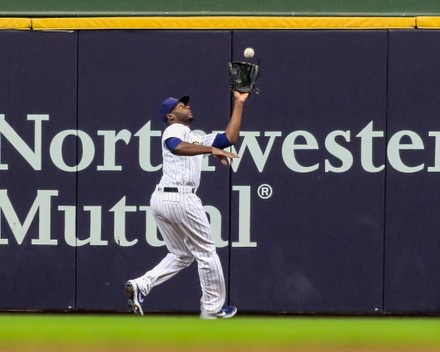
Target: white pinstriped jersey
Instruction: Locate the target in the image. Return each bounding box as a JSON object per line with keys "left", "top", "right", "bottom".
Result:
{"left": 158, "top": 123, "right": 217, "bottom": 190}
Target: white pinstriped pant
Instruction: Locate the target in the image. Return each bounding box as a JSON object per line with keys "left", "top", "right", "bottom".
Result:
{"left": 136, "top": 186, "right": 226, "bottom": 314}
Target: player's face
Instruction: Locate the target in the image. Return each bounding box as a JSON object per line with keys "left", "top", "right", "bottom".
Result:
{"left": 170, "top": 102, "right": 194, "bottom": 125}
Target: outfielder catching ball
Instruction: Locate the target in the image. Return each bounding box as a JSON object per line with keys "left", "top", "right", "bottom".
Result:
{"left": 126, "top": 90, "right": 249, "bottom": 319}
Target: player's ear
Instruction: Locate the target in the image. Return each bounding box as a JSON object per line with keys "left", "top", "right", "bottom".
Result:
{"left": 166, "top": 113, "right": 175, "bottom": 122}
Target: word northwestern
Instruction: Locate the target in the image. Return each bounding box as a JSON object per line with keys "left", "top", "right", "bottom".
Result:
{"left": 1, "top": 114, "right": 440, "bottom": 173}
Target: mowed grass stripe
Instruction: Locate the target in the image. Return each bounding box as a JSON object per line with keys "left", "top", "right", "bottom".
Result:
{"left": 0, "top": 314, "right": 439, "bottom": 349}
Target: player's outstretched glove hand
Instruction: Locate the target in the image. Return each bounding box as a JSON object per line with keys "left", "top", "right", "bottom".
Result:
{"left": 228, "top": 61, "right": 260, "bottom": 94}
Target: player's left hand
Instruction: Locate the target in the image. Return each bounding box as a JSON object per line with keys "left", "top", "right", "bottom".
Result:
{"left": 212, "top": 147, "right": 239, "bottom": 166}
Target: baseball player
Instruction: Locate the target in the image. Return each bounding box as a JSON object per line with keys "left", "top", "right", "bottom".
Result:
{"left": 126, "top": 91, "right": 249, "bottom": 319}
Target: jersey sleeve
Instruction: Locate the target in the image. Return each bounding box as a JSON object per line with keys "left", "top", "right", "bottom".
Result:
{"left": 212, "top": 133, "right": 232, "bottom": 149}
{"left": 203, "top": 132, "right": 232, "bottom": 149}
{"left": 165, "top": 137, "right": 183, "bottom": 151}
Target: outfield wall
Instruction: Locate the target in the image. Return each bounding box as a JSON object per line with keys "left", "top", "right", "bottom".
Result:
{"left": 1, "top": 23, "right": 440, "bottom": 315}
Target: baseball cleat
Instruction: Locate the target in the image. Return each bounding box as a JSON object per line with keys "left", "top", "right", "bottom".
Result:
{"left": 200, "top": 306, "right": 238, "bottom": 320}
{"left": 125, "top": 280, "right": 145, "bottom": 316}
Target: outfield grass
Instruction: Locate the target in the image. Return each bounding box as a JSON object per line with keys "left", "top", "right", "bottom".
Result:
{"left": 0, "top": 313, "right": 439, "bottom": 351}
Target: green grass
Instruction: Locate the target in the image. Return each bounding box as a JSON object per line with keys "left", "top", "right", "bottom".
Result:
{"left": 0, "top": 314, "right": 439, "bottom": 351}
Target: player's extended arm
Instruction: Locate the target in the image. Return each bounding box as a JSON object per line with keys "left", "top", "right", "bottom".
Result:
{"left": 225, "top": 91, "right": 249, "bottom": 144}
{"left": 172, "top": 142, "right": 238, "bottom": 166}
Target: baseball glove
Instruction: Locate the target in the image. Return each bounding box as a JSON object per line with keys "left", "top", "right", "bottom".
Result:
{"left": 228, "top": 61, "right": 260, "bottom": 94}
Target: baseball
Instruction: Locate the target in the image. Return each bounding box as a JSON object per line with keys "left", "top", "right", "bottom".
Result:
{"left": 244, "top": 47, "right": 255, "bottom": 58}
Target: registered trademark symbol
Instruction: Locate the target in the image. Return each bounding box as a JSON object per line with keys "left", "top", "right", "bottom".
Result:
{"left": 258, "top": 184, "right": 273, "bottom": 199}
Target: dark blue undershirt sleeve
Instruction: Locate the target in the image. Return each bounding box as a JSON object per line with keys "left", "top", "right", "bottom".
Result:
{"left": 212, "top": 133, "right": 232, "bottom": 149}
{"left": 165, "top": 137, "right": 183, "bottom": 151}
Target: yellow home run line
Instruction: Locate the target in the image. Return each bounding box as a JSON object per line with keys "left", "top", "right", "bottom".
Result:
{"left": 1, "top": 16, "right": 440, "bottom": 30}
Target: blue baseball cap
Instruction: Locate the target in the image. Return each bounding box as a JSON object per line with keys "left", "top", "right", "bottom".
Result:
{"left": 159, "top": 95, "right": 190, "bottom": 123}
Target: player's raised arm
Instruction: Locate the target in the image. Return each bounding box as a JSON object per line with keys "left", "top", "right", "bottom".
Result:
{"left": 225, "top": 91, "right": 249, "bottom": 145}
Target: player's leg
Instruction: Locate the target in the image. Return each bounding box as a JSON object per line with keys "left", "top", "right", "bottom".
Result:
{"left": 134, "top": 217, "right": 194, "bottom": 296}
{"left": 178, "top": 194, "right": 227, "bottom": 316}
{"left": 126, "top": 191, "right": 194, "bottom": 314}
